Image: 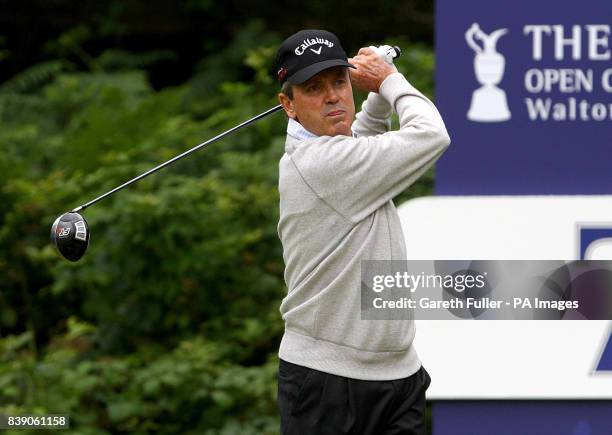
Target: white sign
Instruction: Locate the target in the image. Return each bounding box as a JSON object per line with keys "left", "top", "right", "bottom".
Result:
{"left": 398, "top": 195, "right": 612, "bottom": 399}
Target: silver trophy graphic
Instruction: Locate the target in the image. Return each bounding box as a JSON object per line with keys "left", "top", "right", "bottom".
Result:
{"left": 466, "top": 23, "right": 511, "bottom": 122}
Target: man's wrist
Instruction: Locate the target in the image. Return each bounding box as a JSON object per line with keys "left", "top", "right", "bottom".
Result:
{"left": 375, "top": 65, "right": 398, "bottom": 93}
{"left": 379, "top": 73, "right": 412, "bottom": 105}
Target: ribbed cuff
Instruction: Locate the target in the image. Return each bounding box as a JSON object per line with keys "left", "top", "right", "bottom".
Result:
{"left": 379, "top": 73, "right": 415, "bottom": 109}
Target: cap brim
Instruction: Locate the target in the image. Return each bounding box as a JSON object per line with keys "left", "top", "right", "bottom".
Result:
{"left": 286, "top": 59, "right": 356, "bottom": 85}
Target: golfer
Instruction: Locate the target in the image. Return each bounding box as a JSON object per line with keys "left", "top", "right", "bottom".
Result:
{"left": 274, "top": 29, "right": 450, "bottom": 435}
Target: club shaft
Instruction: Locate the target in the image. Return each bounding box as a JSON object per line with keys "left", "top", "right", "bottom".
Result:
{"left": 72, "top": 104, "right": 284, "bottom": 213}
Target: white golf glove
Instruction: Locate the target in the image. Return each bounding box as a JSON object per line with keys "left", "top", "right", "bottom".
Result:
{"left": 368, "top": 45, "right": 401, "bottom": 72}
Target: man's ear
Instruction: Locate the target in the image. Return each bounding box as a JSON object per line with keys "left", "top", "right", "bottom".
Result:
{"left": 278, "top": 93, "right": 296, "bottom": 119}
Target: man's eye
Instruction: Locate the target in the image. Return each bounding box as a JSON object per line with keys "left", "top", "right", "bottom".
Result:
{"left": 335, "top": 79, "right": 346, "bottom": 86}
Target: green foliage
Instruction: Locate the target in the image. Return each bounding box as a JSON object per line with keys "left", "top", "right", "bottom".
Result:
{"left": 0, "top": 324, "right": 278, "bottom": 434}
{"left": 0, "top": 61, "right": 69, "bottom": 94}
{"left": 96, "top": 50, "right": 177, "bottom": 72}
{"left": 0, "top": 24, "right": 436, "bottom": 433}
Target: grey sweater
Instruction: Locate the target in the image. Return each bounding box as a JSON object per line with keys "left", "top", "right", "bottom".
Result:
{"left": 277, "top": 72, "right": 450, "bottom": 380}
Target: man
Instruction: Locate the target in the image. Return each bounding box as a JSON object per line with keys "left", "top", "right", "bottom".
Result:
{"left": 274, "top": 29, "right": 450, "bottom": 435}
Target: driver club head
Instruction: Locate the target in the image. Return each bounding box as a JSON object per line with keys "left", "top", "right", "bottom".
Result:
{"left": 51, "top": 212, "right": 90, "bottom": 262}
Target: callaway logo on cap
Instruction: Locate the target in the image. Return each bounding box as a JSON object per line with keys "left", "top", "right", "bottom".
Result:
{"left": 273, "top": 29, "right": 355, "bottom": 85}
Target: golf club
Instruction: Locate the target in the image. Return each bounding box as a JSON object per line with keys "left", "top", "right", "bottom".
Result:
{"left": 51, "top": 104, "right": 284, "bottom": 262}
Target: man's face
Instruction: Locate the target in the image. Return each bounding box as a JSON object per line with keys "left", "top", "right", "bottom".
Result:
{"left": 279, "top": 67, "right": 355, "bottom": 137}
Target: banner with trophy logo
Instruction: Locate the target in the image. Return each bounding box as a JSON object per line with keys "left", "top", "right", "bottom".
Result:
{"left": 435, "top": 0, "right": 612, "bottom": 195}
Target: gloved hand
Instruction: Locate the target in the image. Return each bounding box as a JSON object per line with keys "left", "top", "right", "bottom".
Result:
{"left": 368, "top": 45, "right": 401, "bottom": 70}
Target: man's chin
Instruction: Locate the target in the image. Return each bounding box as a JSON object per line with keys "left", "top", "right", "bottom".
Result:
{"left": 327, "top": 119, "right": 352, "bottom": 136}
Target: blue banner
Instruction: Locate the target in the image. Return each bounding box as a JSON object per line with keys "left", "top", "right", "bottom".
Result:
{"left": 433, "top": 402, "right": 612, "bottom": 435}
{"left": 435, "top": 0, "right": 612, "bottom": 195}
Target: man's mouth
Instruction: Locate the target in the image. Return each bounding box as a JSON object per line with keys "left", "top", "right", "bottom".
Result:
{"left": 326, "top": 110, "right": 345, "bottom": 117}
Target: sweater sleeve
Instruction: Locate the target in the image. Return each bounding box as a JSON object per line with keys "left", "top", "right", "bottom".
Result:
{"left": 351, "top": 91, "right": 393, "bottom": 137}
{"left": 290, "top": 73, "right": 451, "bottom": 223}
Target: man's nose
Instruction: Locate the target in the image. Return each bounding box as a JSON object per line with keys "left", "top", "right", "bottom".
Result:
{"left": 324, "top": 84, "right": 340, "bottom": 103}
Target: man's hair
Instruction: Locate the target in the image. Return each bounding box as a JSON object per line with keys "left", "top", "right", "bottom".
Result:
{"left": 280, "top": 81, "right": 293, "bottom": 100}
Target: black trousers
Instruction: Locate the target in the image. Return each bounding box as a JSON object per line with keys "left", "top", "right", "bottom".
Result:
{"left": 277, "top": 359, "right": 431, "bottom": 435}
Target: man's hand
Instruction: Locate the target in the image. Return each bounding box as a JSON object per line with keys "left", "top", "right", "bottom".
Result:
{"left": 348, "top": 47, "right": 397, "bottom": 94}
